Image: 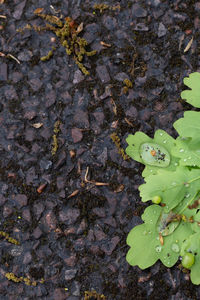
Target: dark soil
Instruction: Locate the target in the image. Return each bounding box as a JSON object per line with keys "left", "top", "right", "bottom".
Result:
{"left": 0, "top": 0, "right": 200, "bottom": 299}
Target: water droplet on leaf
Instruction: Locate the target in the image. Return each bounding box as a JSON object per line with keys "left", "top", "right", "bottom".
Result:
{"left": 155, "top": 246, "right": 162, "bottom": 253}
{"left": 171, "top": 243, "right": 180, "bottom": 253}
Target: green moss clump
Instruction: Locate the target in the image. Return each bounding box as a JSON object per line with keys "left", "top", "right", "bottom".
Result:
{"left": 0, "top": 231, "right": 20, "bottom": 245}
{"left": 17, "top": 11, "right": 97, "bottom": 75}
{"left": 51, "top": 120, "right": 61, "bottom": 155}
{"left": 84, "top": 290, "right": 106, "bottom": 300}
{"left": 123, "top": 78, "right": 133, "bottom": 88}
{"left": 40, "top": 47, "right": 56, "bottom": 61}
{"left": 110, "top": 133, "right": 129, "bottom": 160}
{"left": 5, "top": 272, "right": 37, "bottom": 286}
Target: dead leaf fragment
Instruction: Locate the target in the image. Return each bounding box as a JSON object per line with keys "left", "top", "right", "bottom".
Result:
{"left": 184, "top": 36, "right": 193, "bottom": 53}
{"left": 114, "top": 184, "right": 124, "bottom": 193}
{"left": 37, "top": 183, "right": 47, "bottom": 194}
{"left": 67, "top": 190, "right": 79, "bottom": 198}
{"left": 76, "top": 22, "right": 83, "bottom": 34}
{"left": 32, "top": 123, "right": 43, "bottom": 128}
{"left": 100, "top": 41, "right": 111, "bottom": 48}
{"left": 34, "top": 8, "right": 44, "bottom": 14}
{"left": 159, "top": 232, "right": 164, "bottom": 246}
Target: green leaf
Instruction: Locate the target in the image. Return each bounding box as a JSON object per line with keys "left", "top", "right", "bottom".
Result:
{"left": 139, "top": 167, "right": 200, "bottom": 212}
{"left": 125, "top": 129, "right": 179, "bottom": 177}
{"left": 180, "top": 233, "right": 200, "bottom": 285}
{"left": 126, "top": 205, "right": 193, "bottom": 269}
{"left": 172, "top": 137, "right": 200, "bottom": 167}
{"left": 181, "top": 72, "right": 200, "bottom": 108}
{"left": 173, "top": 111, "right": 200, "bottom": 144}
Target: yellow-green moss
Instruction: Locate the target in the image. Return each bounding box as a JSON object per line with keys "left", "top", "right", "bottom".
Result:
{"left": 40, "top": 47, "right": 56, "bottom": 61}
{"left": 123, "top": 78, "right": 133, "bottom": 88}
{"left": 0, "top": 231, "right": 20, "bottom": 245}
{"left": 17, "top": 11, "right": 97, "bottom": 75}
{"left": 110, "top": 132, "right": 129, "bottom": 160}
{"left": 84, "top": 290, "right": 106, "bottom": 300}
{"left": 5, "top": 273, "right": 37, "bottom": 286}
{"left": 51, "top": 120, "right": 61, "bottom": 155}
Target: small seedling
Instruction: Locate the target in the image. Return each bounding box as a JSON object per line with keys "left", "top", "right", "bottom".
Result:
{"left": 125, "top": 72, "right": 200, "bottom": 285}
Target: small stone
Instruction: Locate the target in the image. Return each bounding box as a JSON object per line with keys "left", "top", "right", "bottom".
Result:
{"left": 132, "top": 4, "right": 147, "bottom": 17}
{"left": 15, "top": 194, "right": 27, "bottom": 208}
{"left": 13, "top": 0, "right": 26, "bottom": 20}
{"left": 54, "top": 288, "right": 69, "bottom": 300}
{"left": 23, "top": 251, "right": 32, "bottom": 264}
{"left": 28, "top": 78, "right": 43, "bottom": 92}
{"left": 73, "top": 70, "right": 85, "bottom": 84}
{"left": 22, "top": 208, "right": 31, "bottom": 222}
{"left": 64, "top": 254, "right": 77, "bottom": 267}
{"left": 17, "top": 50, "right": 32, "bottom": 62}
{"left": 0, "top": 63, "right": 7, "bottom": 81}
{"left": 134, "top": 23, "right": 149, "bottom": 31}
{"left": 24, "top": 110, "right": 36, "bottom": 120}
{"left": 74, "top": 110, "right": 89, "bottom": 128}
{"left": 10, "top": 246, "right": 23, "bottom": 257}
{"left": 158, "top": 22, "right": 167, "bottom": 37}
{"left": 32, "top": 227, "right": 42, "bottom": 239}
{"left": 101, "top": 236, "right": 120, "bottom": 255}
{"left": 102, "top": 15, "right": 117, "bottom": 30}
{"left": 71, "top": 128, "right": 83, "bottom": 143}
{"left": 125, "top": 106, "right": 138, "bottom": 119}
{"left": 94, "top": 229, "right": 107, "bottom": 241}
{"left": 45, "top": 90, "right": 56, "bottom": 108}
{"left": 65, "top": 269, "right": 77, "bottom": 281}
{"left": 59, "top": 208, "right": 80, "bottom": 225}
{"left": 96, "top": 65, "right": 110, "bottom": 83}
{"left": 44, "top": 211, "right": 57, "bottom": 230}
{"left": 3, "top": 205, "right": 13, "bottom": 217}
{"left": 33, "top": 202, "right": 44, "bottom": 220}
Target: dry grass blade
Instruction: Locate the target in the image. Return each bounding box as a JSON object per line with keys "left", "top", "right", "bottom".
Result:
{"left": 7, "top": 54, "right": 20, "bottom": 64}
{"left": 84, "top": 167, "right": 109, "bottom": 186}
{"left": 100, "top": 41, "right": 111, "bottom": 48}
{"left": 67, "top": 190, "right": 79, "bottom": 198}
{"left": 184, "top": 36, "right": 193, "bottom": 53}
{"left": 76, "top": 22, "right": 83, "bottom": 34}
{"left": 0, "top": 15, "right": 6, "bottom": 18}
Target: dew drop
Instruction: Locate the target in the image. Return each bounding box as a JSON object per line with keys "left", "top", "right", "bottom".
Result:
{"left": 163, "top": 140, "right": 166, "bottom": 144}
{"left": 185, "top": 183, "right": 189, "bottom": 188}
{"left": 171, "top": 243, "right": 179, "bottom": 253}
{"left": 174, "top": 163, "right": 178, "bottom": 166}
{"left": 179, "top": 149, "right": 184, "bottom": 153}
{"left": 183, "top": 159, "right": 187, "bottom": 162}
{"left": 160, "top": 133, "right": 163, "bottom": 136}
{"left": 155, "top": 246, "right": 162, "bottom": 253}
{"left": 186, "top": 193, "right": 190, "bottom": 198}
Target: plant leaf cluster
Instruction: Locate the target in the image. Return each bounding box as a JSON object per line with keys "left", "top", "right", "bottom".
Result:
{"left": 125, "top": 72, "right": 200, "bottom": 285}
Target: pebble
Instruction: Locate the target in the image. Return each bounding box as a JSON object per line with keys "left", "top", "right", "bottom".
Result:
{"left": 157, "top": 22, "right": 167, "bottom": 37}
